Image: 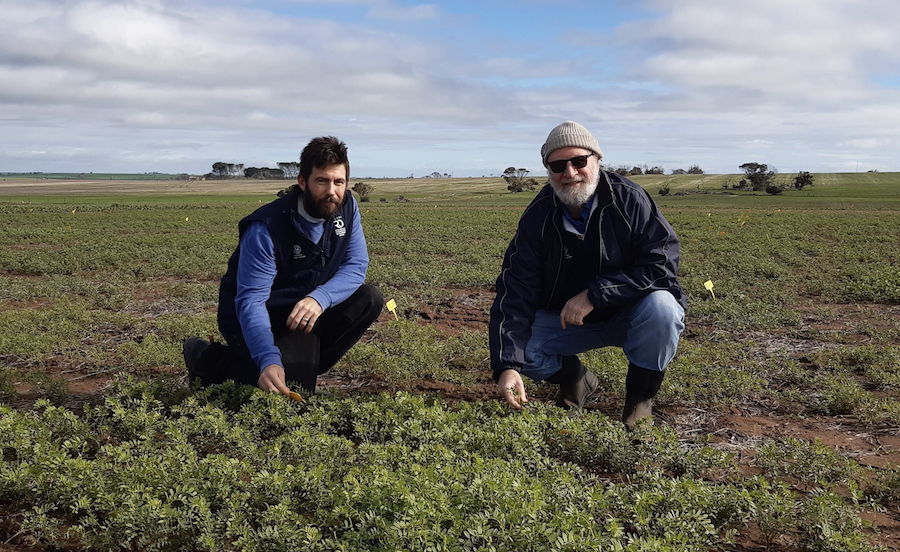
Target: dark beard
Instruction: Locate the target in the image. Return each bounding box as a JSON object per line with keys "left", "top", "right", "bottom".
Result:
{"left": 303, "top": 191, "right": 341, "bottom": 218}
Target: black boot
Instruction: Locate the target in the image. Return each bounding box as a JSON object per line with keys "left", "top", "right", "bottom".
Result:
{"left": 622, "top": 363, "right": 665, "bottom": 429}
{"left": 184, "top": 338, "right": 252, "bottom": 387}
{"left": 182, "top": 337, "right": 211, "bottom": 384}
{"left": 549, "top": 356, "right": 598, "bottom": 410}
{"left": 275, "top": 331, "right": 321, "bottom": 392}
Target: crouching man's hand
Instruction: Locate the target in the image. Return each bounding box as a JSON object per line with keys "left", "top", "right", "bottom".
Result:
{"left": 498, "top": 369, "right": 529, "bottom": 410}
{"left": 288, "top": 297, "right": 323, "bottom": 333}
{"left": 258, "top": 364, "right": 291, "bottom": 396}
{"left": 560, "top": 289, "right": 594, "bottom": 329}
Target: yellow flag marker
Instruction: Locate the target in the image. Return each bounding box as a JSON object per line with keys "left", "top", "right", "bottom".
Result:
{"left": 704, "top": 280, "right": 716, "bottom": 299}
{"left": 386, "top": 299, "right": 399, "bottom": 320}
{"left": 288, "top": 391, "right": 304, "bottom": 403}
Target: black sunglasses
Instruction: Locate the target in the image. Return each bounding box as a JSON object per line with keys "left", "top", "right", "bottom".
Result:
{"left": 547, "top": 154, "right": 594, "bottom": 174}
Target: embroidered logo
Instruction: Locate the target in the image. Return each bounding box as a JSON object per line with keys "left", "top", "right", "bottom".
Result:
{"left": 564, "top": 246, "right": 573, "bottom": 260}
{"left": 333, "top": 216, "right": 346, "bottom": 237}
{"left": 292, "top": 245, "right": 305, "bottom": 259}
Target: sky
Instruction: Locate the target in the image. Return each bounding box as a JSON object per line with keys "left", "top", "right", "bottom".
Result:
{"left": 1, "top": 0, "right": 898, "bottom": 178}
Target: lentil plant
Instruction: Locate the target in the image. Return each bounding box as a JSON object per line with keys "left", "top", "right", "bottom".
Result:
{"left": 1, "top": 181, "right": 900, "bottom": 550}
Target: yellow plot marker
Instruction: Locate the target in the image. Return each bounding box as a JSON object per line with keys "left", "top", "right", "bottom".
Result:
{"left": 704, "top": 280, "right": 716, "bottom": 299}
{"left": 288, "top": 391, "right": 304, "bottom": 403}
{"left": 386, "top": 299, "right": 399, "bottom": 320}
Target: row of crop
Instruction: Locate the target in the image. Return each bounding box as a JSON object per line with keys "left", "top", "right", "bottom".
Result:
{"left": 2, "top": 203, "right": 899, "bottom": 306}
{"left": 1, "top": 377, "right": 885, "bottom": 551}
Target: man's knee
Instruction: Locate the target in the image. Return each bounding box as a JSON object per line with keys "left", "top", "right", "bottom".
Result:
{"left": 624, "top": 291, "right": 684, "bottom": 371}
{"left": 355, "top": 284, "right": 384, "bottom": 324}
{"left": 360, "top": 284, "right": 384, "bottom": 310}
{"left": 636, "top": 291, "right": 684, "bottom": 332}
{"left": 333, "top": 284, "right": 384, "bottom": 325}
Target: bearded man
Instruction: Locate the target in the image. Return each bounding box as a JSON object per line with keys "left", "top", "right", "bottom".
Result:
{"left": 183, "top": 136, "right": 383, "bottom": 395}
{"left": 489, "top": 121, "right": 686, "bottom": 428}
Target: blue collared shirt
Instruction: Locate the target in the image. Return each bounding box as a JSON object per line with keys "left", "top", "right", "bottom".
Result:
{"left": 560, "top": 196, "right": 594, "bottom": 236}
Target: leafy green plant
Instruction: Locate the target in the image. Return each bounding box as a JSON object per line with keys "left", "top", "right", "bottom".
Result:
{"left": 2, "top": 378, "right": 881, "bottom": 551}
{"left": 2, "top": 190, "right": 900, "bottom": 550}
{"left": 799, "top": 491, "right": 875, "bottom": 552}
{"left": 338, "top": 319, "right": 484, "bottom": 384}
{"left": 756, "top": 437, "right": 861, "bottom": 487}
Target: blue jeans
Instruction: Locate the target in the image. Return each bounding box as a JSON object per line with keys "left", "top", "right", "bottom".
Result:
{"left": 519, "top": 290, "right": 685, "bottom": 382}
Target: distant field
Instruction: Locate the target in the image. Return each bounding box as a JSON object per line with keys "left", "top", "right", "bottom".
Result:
{"left": 2, "top": 172, "right": 899, "bottom": 210}
{"left": 637, "top": 171, "right": 900, "bottom": 210}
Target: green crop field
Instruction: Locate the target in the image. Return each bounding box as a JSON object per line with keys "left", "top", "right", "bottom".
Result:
{"left": 1, "top": 174, "right": 900, "bottom": 551}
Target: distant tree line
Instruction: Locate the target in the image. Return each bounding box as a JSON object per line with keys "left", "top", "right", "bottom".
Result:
{"left": 609, "top": 164, "right": 704, "bottom": 176}
{"left": 206, "top": 162, "right": 301, "bottom": 180}
{"left": 499, "top": 161, "right": 816, "bottom": 198}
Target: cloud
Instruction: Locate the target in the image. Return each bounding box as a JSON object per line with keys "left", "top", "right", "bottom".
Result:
{"left": 367, "top": 1, "right": 440, "bottom": 21}
{"left": 1, "top": 0, "right": 899, "bottom": 175}
{"left": 0, "top": 0, "right": 515, "bottom": 129}
{"left": 623, "top": 0, "right": 900, "bottom": 108}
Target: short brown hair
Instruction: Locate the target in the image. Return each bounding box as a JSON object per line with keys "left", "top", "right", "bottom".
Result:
{"left": 299, "top": 136, "right": 349, "bottom": 182}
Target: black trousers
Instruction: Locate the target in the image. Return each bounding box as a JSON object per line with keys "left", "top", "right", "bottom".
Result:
{"left": 196, "top": 284, "right": 383, "bottom": 391}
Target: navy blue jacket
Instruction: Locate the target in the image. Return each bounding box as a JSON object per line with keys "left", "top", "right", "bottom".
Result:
{"left": 489, "top": 171, "right": 685, "bottom": 380}
{"left": 218, "top": 190, "right": 357, "bottom": 342}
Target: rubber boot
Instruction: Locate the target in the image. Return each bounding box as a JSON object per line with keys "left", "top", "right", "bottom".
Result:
{"left": 621, "top": 363, "right": 665, "bottom": 429}
{"left": 549, "top": 355, "right": 599, "bottom": 410}
{"left": 182, "top": 337, "right": 211, "bottom": 384}
{"left": 184, "top": 339, "right": 252, "bottom": 387}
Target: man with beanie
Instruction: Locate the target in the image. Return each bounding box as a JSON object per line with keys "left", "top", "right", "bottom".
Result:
{"left": 183, "top": 136, "right": 383, "bottom": 395}
{"left": 489, "top": 121, "right": 685, "bottom": 428}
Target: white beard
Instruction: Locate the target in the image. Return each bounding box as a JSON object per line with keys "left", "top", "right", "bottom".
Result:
{"left": 550, "top": 167, "right": 600, "bottom": 208}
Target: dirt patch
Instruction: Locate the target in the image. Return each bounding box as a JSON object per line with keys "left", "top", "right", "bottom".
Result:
{"left": 403, "top": 287, "right": 492, "bottom": 336}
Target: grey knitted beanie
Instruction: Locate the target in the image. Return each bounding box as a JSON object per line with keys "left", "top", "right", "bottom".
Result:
{"left": 540, "top": 121, "right": 603, "bottom": 166}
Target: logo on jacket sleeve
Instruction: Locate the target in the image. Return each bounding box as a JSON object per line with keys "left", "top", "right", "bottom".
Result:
{"left": 292, "top": 245, "right": 305, "bottom": 259}
{"left": 333, "top": 216, "right": 346, "bottom": 237}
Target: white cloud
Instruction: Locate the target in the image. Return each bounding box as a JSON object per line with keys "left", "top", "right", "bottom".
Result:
{"left": 367, "top": 1, "right": 440, "bottom": 21}
{"left": 0, "top": 0, "right": 512, "bottom": 126}
{"left": 1, "top": 0, "right": 899, "bottom": 175}
{"left": 627, "top": 0, "right": 900, "bottom": 107}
